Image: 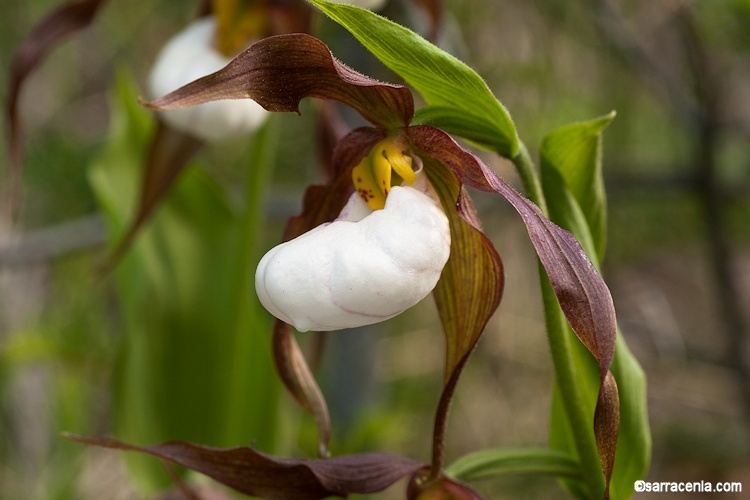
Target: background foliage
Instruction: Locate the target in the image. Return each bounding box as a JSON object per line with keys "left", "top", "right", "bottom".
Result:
{"left": 1, "top": 0, "right": 749, "bottom": 498}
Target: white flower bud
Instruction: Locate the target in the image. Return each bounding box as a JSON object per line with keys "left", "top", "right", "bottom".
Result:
{"left": 147, "top": 17, "right": 268, "bottom": 141}
{"left": 255, "top": 171, "right": 450, "bottom": 332}
{"left": 327, "top": 0, "right": 389, "bottom": 11}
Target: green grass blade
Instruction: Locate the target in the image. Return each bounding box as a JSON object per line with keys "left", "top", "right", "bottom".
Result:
{"left": 447, "top": 448, "right": 582, "bottom": 483}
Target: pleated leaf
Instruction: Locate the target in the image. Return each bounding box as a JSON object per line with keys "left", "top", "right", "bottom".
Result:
{"left": 541, "top": 112, "right": 615, "bottom": 258}
{"left": 413, "top": 106, "right": 512, "bottom": 154}
{"left": 541, "top": 113, "right": 650, "bottom": 499}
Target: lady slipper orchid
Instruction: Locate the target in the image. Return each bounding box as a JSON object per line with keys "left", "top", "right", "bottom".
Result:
{"left": 256, "top": 139, "right": 450, "bottom": 332}
{"left": 145, "top": 31, "right": 618, "bottom": 412}
{"left": 12, "top": 3, "right": 625, "bottom": 499}
{"left": 148, "top": 16, "right": 268, "bottom": 141}
{"left": 144, "top": 31, "right": 620, "bottom": 498}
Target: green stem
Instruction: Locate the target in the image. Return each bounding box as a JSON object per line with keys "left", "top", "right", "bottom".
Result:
{"left": 510, "top": 142, "right": 547, "bottom": 216}
{"left": 429, "top": 361, "right": 464, "bottom": 481}
{"left": 540, "top": 274, "right": 605, "bottom": 498}
{"left": 510, "top": 141, "right": 604, "bottom": 498}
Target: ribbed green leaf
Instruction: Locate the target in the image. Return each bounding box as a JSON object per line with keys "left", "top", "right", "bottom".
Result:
{"left": 447, "top": 448, "right": 582, "bottom": 483}
{"left": 550, "top": 328, "right": 648, "bottom": 500}
{"left": 541, "top": 113, "right": 650, "bottom": 499}
{"left": 412, "top": 106, "right": 505, "bottom": 152}
{"left": 308, "top": 0, "right": 519, "bottom": 157}
{"left": 609, "top": 332, "right": 651, "bottom": 499}
{"left": 541, "top": 112, "right": 615, "bottom": 259}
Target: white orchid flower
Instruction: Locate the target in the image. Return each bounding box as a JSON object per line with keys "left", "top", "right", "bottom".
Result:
{"left": 255, "top": 139, "right": 450, "bottom": 332}
{"left": 148, "top": 17, "right": 268, "bottom": 141}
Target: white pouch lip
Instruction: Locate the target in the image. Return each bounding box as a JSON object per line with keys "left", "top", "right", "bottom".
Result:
{"left": 255, "top": 170, "right": 450, "bottom": 332}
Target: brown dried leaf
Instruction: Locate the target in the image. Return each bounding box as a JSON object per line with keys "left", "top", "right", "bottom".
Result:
{"left": 144, "top": 33, "right": 414, "bottom": 130}
{"left": 65, "top": 434, "right": 422, "bottom": 499}
{"left": 5, "top": 0, "right": 106, "bottom": 218}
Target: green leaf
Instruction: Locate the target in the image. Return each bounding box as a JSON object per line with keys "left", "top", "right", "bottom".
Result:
{"left": 447, "top": 448, "right": 583, "bottom": 483}
{"left": 609, "top": 332, "right": 651, "bottom": 499}
{"left": 540, "top": 112, "right": 651, "bottom": 499}
{"left": 413, "top": 106, "right": 506, "bottom": 153}
{"left": 550, "top": 328, "right": 649, "bottom": 500}
{"left": 541, "top": 111, "right": 615, "bottom": 259}
{"left": 308, "top": 0, "right": 519, "bottom": 157}
{"left": 88, "top": 73, "right": 280, "bottom": 491}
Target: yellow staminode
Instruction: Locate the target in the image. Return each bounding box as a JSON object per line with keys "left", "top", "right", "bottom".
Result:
{"left": 352, "top": 138, "right": 416, "bottom": 210}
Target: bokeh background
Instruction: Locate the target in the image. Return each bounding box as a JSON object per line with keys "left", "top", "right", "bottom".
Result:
{"left": 1, "top": 0, "right": 749, "bottom": 498}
